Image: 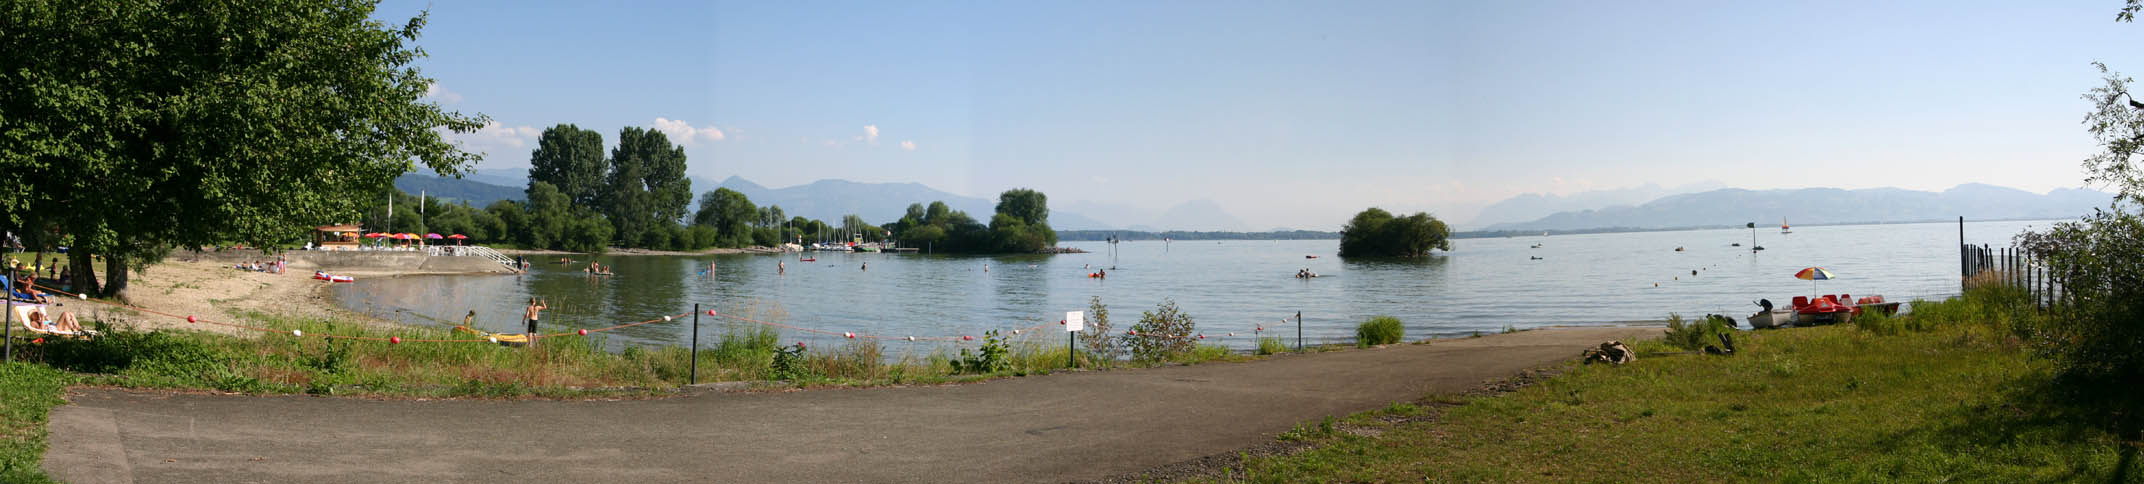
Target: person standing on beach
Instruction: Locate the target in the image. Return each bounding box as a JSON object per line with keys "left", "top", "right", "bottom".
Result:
{"left": 524, "top": 298, "right": 547, "bottom": 342}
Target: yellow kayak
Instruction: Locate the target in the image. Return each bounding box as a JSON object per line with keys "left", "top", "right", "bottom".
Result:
{"left": 454, "top": 326, "right": 530, "bottom": 346}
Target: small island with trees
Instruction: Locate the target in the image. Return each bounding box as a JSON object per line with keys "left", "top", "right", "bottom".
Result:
{"left": 1337, "top": 208, "right": 1452, "bottom": 258}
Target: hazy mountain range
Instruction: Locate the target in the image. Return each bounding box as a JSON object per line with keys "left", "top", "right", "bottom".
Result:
{"left": 1479, "top": 184, "right": 2112, "bottom": 231}
{"left": 1462, "top": 181, "right": 1725, "bottom": 229}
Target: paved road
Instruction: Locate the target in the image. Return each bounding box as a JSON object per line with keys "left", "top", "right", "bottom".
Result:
{"left": 43, "top": 326, "right": 1660, "bottom": 483}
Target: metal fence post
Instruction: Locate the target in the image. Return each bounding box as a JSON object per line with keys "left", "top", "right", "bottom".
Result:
{"left": 1295, "top": 311, "right": 1303, "bottom": 353}
{"left": 691, "top": 303, "right": 701, "bottom": 385}
{"left": 4, "top": 267, "right": 12, "bottom": 363}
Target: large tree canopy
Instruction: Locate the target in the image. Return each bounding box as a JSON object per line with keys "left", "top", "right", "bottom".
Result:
{"left": 603, "top": 127, "right": 689, "bottom": 245}
{"left": 528, "top": 124, "right": 607, "bottom": 210}
{"left": 694, "top": 187, "right": 756, "bottom": 247}
{"left": 1337, "top": 208, "right": 1451, "bottom": 258}
{"left": 0, "top": 0, "right": 484, "bottom": 297}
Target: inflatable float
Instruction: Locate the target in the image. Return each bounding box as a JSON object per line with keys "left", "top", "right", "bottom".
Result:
{"left": 454, "top": 325, "right": 531, "bottom": 346}
{"left": 312, "top": 271, "right": 356, "bottom": 283}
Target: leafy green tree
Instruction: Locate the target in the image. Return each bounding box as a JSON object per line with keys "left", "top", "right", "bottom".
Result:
{"left": 1338, "top": 208, "right": 1450, "bottom": 258}
{"left": 695, "top": 188, "right": 757, "bottom": 247}
{"left": 523, "top": 182, "right": 572, "bottom": 250}
{"left": 0, "top": 1, "right": 484, "bottom": 297}
{"left": 996, "top": 188, "right": 1051, "bottom": 226}
{"left": 926, "top": 201, "right": 951, "bottom": 223}
{"left": 987, "top": 189, "right": 1057, "bottom": 252}
{"left": 601, "top": 127, "right": 689, "bottom": 246}
{"left": 528, "top": 124, "right": 607, "bottom": 209}
{"left": 484, "top": 200, "right": 527, "bottom": 246}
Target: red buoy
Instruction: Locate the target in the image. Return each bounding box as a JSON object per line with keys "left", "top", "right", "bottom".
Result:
{"left": 578, "top": 329, "right": 589, "bottom": 336}
{"left": 186, "top": 315, "right": 197, "bottom": 323}
{"left": 844, "top": 332, "right": 855, "bottom": 339}
{"left": 962, "top": 335, "right": 974, "bottom": 341}
{"left": 390, "top": 336, "right": 402, "bottom": 344}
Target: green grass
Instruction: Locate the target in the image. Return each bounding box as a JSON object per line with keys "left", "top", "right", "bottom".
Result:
{"left": 1189, "top": 295, "right": 2143, "bottom": 483}
{"left": 1, "top": 362, "right": 68, "bottom": 484}
{"left": 1355, "top": 316, "right": 1404, "bottom": 347}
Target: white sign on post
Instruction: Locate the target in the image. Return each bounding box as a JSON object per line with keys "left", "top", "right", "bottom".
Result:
{"left": 1065, "top": 311, "right": 1084, "bottom": 332}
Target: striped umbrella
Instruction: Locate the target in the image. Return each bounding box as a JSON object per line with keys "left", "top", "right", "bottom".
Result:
{"left": 1794, "top": 267, "right": 1835, "bottom": 299}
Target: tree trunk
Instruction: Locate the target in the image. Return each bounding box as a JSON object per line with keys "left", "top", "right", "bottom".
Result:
{"left": 69, "top": 250, "right": 98, "bottom": 296}
{"left": 101, "top": 255, "right": 129, "bottom": 301}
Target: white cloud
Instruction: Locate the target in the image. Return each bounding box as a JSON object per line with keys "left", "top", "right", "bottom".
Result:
{"left": 863, "top": 125, "right": 880, "bottom": 144}
{"left": 899, "top": 140, "right": 916, "bottom": 151}
{"left": 440, "top": 120, "right": 539, "bottom": 162}
{"left": 651, "top": 117, "right": 726, "bottom": 145}
{"left": 425, "top": 82, "right": 463, "bottom": 104}
{"left": 1091, "top": 175, "right": 1108, "bottom": 184}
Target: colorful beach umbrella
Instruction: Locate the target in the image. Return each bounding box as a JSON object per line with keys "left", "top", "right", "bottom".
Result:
{"left": 424, "top": 233, "right": 443, "bottom": 239}
{"left": 1794, "top": 267, "right": 1836, "bottom": 298}
{"left": 447, "top": 234, "right": 468, "bottom": 245}
{"left": 363, "top": 233, "right": 387, "bottom": 238}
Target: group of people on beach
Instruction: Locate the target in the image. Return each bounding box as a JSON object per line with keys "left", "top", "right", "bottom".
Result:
{"left": 234, "top": 258, "right": 286, "bottom": 274}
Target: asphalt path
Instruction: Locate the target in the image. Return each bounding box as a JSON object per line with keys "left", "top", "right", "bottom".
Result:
{"left": 43, "top": 326, "right": 1661, "bottom": 483}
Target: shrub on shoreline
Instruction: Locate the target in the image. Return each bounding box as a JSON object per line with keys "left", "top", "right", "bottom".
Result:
{"left": 1127, "top": 299, "right": 1197, "bottom": 362}
{"left": 1356, "top": 316, "right": 1404, "bottom": 347}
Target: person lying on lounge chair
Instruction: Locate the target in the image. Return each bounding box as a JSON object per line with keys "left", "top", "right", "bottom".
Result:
{"left": 54, "top": 311, "right": 84, "bottom": 334}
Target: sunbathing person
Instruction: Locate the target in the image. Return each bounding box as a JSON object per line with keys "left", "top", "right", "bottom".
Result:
{"left": 53, "top": 311, "right": 82, "bottom": 333}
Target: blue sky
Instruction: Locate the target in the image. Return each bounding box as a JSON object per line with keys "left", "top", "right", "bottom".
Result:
{"left": 378, "top": 1, "right": 2144, "bottom": 229}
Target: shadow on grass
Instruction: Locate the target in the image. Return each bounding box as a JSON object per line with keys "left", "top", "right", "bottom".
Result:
{"left": 1928, "top": 375, "right": 2144, "bottom": 483}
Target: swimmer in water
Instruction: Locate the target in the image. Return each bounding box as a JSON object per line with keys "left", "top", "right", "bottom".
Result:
{"left": 778, "top": 261, "right": 786, "bottom": 275}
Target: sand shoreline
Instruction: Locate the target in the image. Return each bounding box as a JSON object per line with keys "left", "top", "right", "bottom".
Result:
{"left": 80, "top": 258, "right": 508, "bottom": 335}
{"left": 495, "top": 246, "right": 786, "bottom": 256}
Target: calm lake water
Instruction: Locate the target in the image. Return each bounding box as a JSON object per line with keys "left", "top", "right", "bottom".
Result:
{"left": 332, "top": 220, "right": 2049, "bottom": 353}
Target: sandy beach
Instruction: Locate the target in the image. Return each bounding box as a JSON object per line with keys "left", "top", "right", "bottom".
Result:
{"left": 74, "top": 257, "right": 501, "bottom": 335}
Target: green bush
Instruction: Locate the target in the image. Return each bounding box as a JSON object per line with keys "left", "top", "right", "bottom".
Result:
{"left": 1661, "top": 314, "right": 1734, "bottom": 351}
{"left": 769, "top": 342, "right": 810, "bottom": 380}
{"left": 1257, "top": 336, "right": 1288, "bottom": 355}
{"left": 1127, "top": 299, "right": 1197, "bottom": 362}
{"left": 953, "top": 330, "right": 1010, "bottom": 374}
{"left": 1080, "top": 296, "right": 1120, "bottom": 362}
{"left": 1356, "top": 316, "right": 1405, "bottom": 347}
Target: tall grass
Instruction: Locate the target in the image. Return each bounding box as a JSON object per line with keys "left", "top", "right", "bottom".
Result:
{"left": 1660, "top": 313, "right": 1733, "bottom": 351}
{"left": 1356, "top": 316, "right": 1404, "bottom": 347}
{"left": 1257, "top": 337, "right": 1288, "bottom": 355}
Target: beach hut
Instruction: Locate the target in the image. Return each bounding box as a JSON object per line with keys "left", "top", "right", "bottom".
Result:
{"left": 314, "top": 224, "right": 363, "bottom": 250}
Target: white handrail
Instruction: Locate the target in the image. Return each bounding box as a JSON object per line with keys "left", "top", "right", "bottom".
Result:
{"left": 439, "top": 245, "right": 519, "bottom": 271}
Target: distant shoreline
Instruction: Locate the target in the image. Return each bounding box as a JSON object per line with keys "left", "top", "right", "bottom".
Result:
{"left": 1451, "top": 216, "right": 2073, "bottom": 239}
{"left": 1056, "top": 217, "right": 2073, "bottom": 242}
